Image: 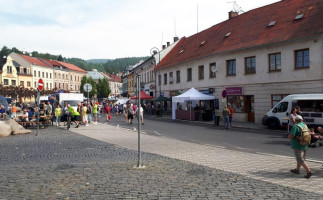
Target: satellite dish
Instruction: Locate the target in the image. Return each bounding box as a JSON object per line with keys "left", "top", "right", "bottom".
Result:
{"left": 211, "top": 65, "right": 217, "bottom": 73}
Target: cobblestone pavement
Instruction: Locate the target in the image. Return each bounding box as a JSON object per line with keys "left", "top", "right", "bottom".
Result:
{"left": 0, "top": 123, "right": 322, "bottom": 199}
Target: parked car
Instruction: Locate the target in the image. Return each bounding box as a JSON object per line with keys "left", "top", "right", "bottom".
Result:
{"left": 262, "top": 94, "right": 323, "bottom": 129}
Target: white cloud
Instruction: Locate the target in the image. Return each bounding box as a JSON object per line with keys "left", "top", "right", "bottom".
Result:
{"left": 0, "top": 0, "right": 280, "bottom": 59}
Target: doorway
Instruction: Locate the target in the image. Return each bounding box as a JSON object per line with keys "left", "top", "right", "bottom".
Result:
{"left": 245, "top": 95, "right": 255, "bottom": 122}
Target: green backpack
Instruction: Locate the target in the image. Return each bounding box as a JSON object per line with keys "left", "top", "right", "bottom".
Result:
{"left": 296, "top": 124, "right": 311, "bottom": 146}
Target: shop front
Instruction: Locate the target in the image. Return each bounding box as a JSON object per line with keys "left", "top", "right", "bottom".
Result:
{"left": 226, "top": 87, "right": 255, "bottom": 122}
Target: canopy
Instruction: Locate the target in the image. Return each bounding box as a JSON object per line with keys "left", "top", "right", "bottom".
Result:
{"left": 131, "top": 91, "right": 154, "bottom": 100}
{"left": 116, "top": 98, "right": 129, "bottom": 105}
{"left": 152, "top": 96, "right": 171, "bottom": 101}
{"left": 172, "top": 87, "right": 215, "bottom": 103}
{"left": 172, "top": 88, "right": 215, "bottom": 120}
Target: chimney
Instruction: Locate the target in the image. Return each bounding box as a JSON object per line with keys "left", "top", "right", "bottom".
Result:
{"left": 167, "top": 42, "right": 170, "bottom": 47}
{"left": 162, "top": 45, "right": 166, "bottom": 50}
{"left": 228, "top": 11, "right": 238, "bottom": 19}
{"left": 174, "top": 36, "right": 179, "bottom": 42}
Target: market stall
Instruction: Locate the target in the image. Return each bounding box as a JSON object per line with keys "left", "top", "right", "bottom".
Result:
{"left": 172, "top": 88, "right": 215, "bottom": 120}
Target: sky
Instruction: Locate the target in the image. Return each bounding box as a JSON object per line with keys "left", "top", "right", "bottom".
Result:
{"left": 0, "top": 0, "right": 280, "bottom": 60}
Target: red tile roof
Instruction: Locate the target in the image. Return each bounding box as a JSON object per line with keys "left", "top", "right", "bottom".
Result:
{"left": 57, "top": 61, "right": 87, "bottom": 73}
{"left": 105, "top": 73, "right": 122, "bottom": 83}
{"left": 18, "top": 54, "right": 49, "bottom": 67}
{"left": 156, "top": 0, "right": 323, "bottom": 70}
{"left": 42, "top": 59, "right": 62, "bottom": 68}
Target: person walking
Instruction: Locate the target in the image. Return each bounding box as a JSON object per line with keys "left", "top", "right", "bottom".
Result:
{"left": 82, "top": 103, "right": 89, "bottom": 126}
{"left": 289, "top": 108, "right": 298, "bottom": 131}
{"left": 222, "top": 105, "right": 230, "bottom": 130}
{"left": 105, "top": 104, "right": 111, "bottom": 121}
{"left": 127, "top": 104, "right": 134, "bottom": 124}
{"left": 288, "top": 115, "right": 313, "bottom": 178}
{"left": 55, "top": 105, "right": 62, "bottom": 126}
{"left": 139, "top": 105, "right": 144, "bottom": 125}
{"left": 62, "top": 102, "right": 69, "bottom": 126}
{"left": 93, "top": 102, "right": 98, "bottom": 124}
{"left": 228, "top": 104, "right": 234, "bottom": 128}
{"left": 46, "top": 101, "right": 52, "bottom": 116}
{"left": 11, "top": 104, "right": 17, "bottom": 119}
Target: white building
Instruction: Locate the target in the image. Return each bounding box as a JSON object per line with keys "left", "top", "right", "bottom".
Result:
{"left": 9, "top": 52, "right": 54, "bottom": 90}
{"left": 155, "top": 0, "right": 323, "bottom": 123}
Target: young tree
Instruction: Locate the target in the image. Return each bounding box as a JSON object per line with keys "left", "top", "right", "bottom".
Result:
{"left": 96, "top": 77, "right": 110, "bottom": 98}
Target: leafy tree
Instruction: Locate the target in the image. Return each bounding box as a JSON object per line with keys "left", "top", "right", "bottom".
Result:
{"left": 57, "top": 55, "right": 64, "bottom": 61}
{"left": 96, "top": 78, "right": 110, "bottom": 98}
{"left": 80, "top": 76, "right": 96, "bottom": 98}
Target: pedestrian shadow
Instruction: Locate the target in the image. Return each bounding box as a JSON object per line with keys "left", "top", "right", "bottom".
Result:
{"left": 250, "top": 168, "right": 322, "bottom": 179}
{"left": 262, "top": 140, "right": 291, "bottom": 146}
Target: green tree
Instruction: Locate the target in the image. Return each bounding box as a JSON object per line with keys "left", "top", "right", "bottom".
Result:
{"left": 96, "top": 78, "right": 110, "bottom": 98}
{"left": 57, "top": 55, "right": 64, "bottom": 61}
{"left": 80, "top": 76, "right": 96, "bottom": 98}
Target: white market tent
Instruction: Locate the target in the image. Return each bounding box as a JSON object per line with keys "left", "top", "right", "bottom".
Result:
{"left": 172, "top": 88, "right": 215, "bottom": 119}
{"left": 116, "top": 98, "right": 129, "bottom": 105}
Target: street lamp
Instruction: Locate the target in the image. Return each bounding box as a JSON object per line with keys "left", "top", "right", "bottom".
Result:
{"left": 150, "top": 47, "right": 161, "bottom": 97}
{"left": 112, "top": 72, "right": 117, "bottom": 100}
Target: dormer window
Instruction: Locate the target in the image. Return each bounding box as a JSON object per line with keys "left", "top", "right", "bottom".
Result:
{"left": 179, "top": 50, "right": 184, "bottom": 54}
{"left": 225, "top": 32, "right": 231, "bottom": 37}
{"left": 294, "top": 14, "right": 303, "bottom": 20}
{"left": 267, "top": 21, "right": 276, "bottom": 27}
{"left": 200, "top": 41, "right": 206, "bottom": 46}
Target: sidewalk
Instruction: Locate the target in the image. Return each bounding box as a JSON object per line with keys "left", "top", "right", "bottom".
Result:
{"left": 145, "top": 114, "right": 266, "bottom": 130}
{"left": 74, "top": 123, "right": 323, "bottom": 197}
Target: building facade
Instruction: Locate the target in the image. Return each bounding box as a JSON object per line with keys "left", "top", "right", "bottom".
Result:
{"left": 57, "top": 61, "right": 87, "bottom": 93}
{"left": 0, "top": 56, "right": 19, "bottom": 87}
{"left": 155, "top": 0, "right": 323, "bottom": 123}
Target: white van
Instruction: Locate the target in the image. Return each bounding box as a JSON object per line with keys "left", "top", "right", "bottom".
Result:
{"left": 262, "top": 94, "right": 323, "bottom": 129}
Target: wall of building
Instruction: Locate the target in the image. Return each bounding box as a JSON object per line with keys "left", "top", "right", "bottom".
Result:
{"left": 158, "top": 36, "right": 323, "bottom": 123}
{"left": 1, "top": 56, "right": 18, "bottom": 86}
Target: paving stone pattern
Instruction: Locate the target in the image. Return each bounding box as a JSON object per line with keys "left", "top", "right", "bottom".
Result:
{"left": 0, "top": 124, "right": 321, "bottom": 199}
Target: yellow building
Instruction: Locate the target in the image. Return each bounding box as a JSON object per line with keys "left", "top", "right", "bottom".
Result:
{"left": 0, "top": 56, "right": 19, "bottom": 87}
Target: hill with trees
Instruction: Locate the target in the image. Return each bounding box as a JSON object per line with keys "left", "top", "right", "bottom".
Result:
{"left": 0, "top": 46, "right": 149, "bottom": 73}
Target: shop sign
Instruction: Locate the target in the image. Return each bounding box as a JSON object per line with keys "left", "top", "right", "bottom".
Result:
{"left": 149, "top": 84, "right": 155, "bottom": 90}
{"left": 170, "top": 91, "right": 181, "bottom": 96}
{"left": 226, "top": 87, "right": 243, "bottom": 95}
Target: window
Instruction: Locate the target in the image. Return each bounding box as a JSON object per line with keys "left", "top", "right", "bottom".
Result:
{"left": 70, "top": 75, "right": 72, "bottom": 80}
{"left": 164, "top": 73, "right": 167, "bottom": 85}
{"left": 273, "top": 102, "right": 288, "bottom": 113}
{"left": 63, "top": 83, "right": 64, "bottom": 89}
{"left": 269, "top": 53, "right": 281, "bottom": 71}
{"left": 226, "top": 59, "right": 236, "bottom": 76}
{"left": 27, "top": 69, "right": 30, "bottom": 74}
{"left": 245, "top": 57, "right": 256, "bottom": 74}
{"left": 209, "top": 63, "right": 216, "bottom": 78}
{"left": 75, "top": 76, "right": 76, "bottom": 81}
{"left": 38, "top": 71, "right": 40, "bottom": 77}
{"left": 187, "top": 68, "right": 192, "bottom": 82}
{"left": 34, "top": 70, "right": 37, "bottom": 77}
{"left": 295, "top": 49, "right": 309, "bottom": 69}
{"left": 227, "top": 95, "right": 244, "bottom": 113}
{"left": 59, "top": 73, "right": 61, "bottom": 79}
{"left": 50, "top": 73, "right": 52, "bottom": 79}
{"left": 46, "top": 83, "right": 48, "bottom": 89}
{"left": 27, "top": 81, "right": 31, "bottom": 87}
{"left": 271, "top": 94, "right": 288, "bottom": 107}
{"left": 34, "top": 82, "right": 37, "bottom": 88}
{"left": 3, "top": 79, "right": 9, "bottom": 85}
{"left": 42, "top": 72, "right": 44, "bottom": 78}
{"left": 62, "top": 74, "right": 65, "bottom": 79}
{"left": 158, "top": 74, "right": 161, "bottom": 86}
{"left": 176, "top": 70, "right": 180, "bottom": 83}
{"left": 55, "top": 82, "right": 57, "bottom": 88}
{"left": 169, "top": 72, "right": 173, "bottom": 84}
{"left": 20, "top": 81, "right": 24, "bottom": 87}
{"left": 50, "top": 83, "right": 52, "bottom": 89}
{"left": 20, "top": 67, "right": 23, "bottom": 73}
{"left": 7, "top": 66, "right": 12, "bottom": 73}
{"left": 198, "top": 65, "right": 204, "bottom": 80}
{"left": 11, "top": 80, "right": 16, "bottom": 86}
{"left": 46, "top": 72, "right": 48, "bottom": 78}
{"left": 24, "top": 68, "right": 27, "bottom": 74}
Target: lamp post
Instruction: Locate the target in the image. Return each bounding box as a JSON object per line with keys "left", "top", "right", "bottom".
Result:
{"left": 150, "top": 47, "right": 161, "bottom": 97}
{"left": 112, "top": 72, "right": 117, "bottom": 100}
